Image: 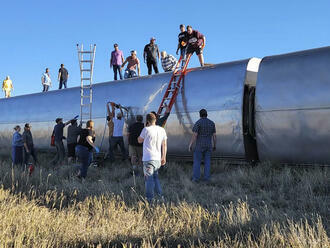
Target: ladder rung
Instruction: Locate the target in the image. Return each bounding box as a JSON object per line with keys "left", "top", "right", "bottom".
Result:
{"left": 82, "top": 86, "right": 92, "bottom": 89}
{"left": 79, "top": 51, "right": 93, "bottom": 54}
{"left": 81, "top": 60, "right": 92, "bottom": 62}
{"left": 168, "top": 89, "right": 175, "bottom": 92}
{"left": 81, "top": 69, "right": 91, "bottom": 72}
{"left": 81, "top": 104, "right": 91, "bottom": 107}
{"left": 81, "top": 78, "right": 91, "bottom": 80}
{"left": 81, "top": 95, "right": 90, "bottom": 98}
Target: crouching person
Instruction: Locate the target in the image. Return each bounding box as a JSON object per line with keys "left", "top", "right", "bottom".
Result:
{"left": 75, "top": 120, "right": 99, "bottom": 179}
{"left": 138, "top": 113, "right": 167, "bottom": 203}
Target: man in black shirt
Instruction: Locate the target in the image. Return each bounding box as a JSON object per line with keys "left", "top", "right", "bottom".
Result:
{"left": 58, "top": 64, "right": 69, "bottom": 89}
{"left": 50, "top": 117, "right": 72, "bottom": 166}
{"left": 151, "top": 103, "right": 171, "bottom": 127}
{"left": 128, "top": 115, "right": 144, "bottom": 175}
{"left": 176, "top": 24, "right": 188, "bottom": 66}
{"left": 143, "top": 37, "right": 160, "bottom": 75}
{"left": 22, "top": 123, "right": 37, "bottom": 165}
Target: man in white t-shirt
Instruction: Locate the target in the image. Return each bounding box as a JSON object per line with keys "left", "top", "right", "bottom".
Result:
{"left": 110, "top": 103, "right": 127, "bottom": 161}
{"left": 138, "top": 113, "right": 167, "bottom": 203}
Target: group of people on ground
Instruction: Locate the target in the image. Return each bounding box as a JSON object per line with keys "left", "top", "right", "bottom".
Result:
{"left": 11, "top": 105, "right": 215, "bottom": 203}
{"left": 110, "top": 24, "right": 206, "bottom": 80}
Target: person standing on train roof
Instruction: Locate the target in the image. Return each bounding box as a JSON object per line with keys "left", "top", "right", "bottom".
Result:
{"left": 2, "top": 76, "right": 13, "bottom": 98}
{"left": 186, "top": 25, "right": 206, "bottom": 67}
{"left": 75, "top": 120, "right": 99, "bottom": 179}
{"left": 50, "top": 117, "right": 73, "bottom": 166}
{"left": 176, "top": 24, "right": 188, "bottom": 66}
{"left": 189, "top": 109, "right": 216, "bottom": 183}
{"left": 121, "top": 50, "right": 140, "bottom": 79}
{"left": 110, "top": 102, "right": 127, "bottom": 161}
{"left": 110, "top": 43, "right": 124, "bottom": 80}
{"left": 12, "top": 125, "right": 24, "bottom": 166}
{"left": 144, "top": 37, "right": 160, "bottom": 75}
{"left": 41, "top": 68, "right": 51, "bottom": 92}
{"left": 58, "top": 64, "right": 69, "bottom": 89}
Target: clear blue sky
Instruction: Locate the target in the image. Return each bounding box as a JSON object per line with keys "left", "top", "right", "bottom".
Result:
{"left": 1, "top": 0, "right": 329, "bottom": 96}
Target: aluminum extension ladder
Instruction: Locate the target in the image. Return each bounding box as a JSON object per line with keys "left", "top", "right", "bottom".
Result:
{"left": 156, "top": 53, "right": 192, "bottom": 127}
{"left": 77, "top": 44, "right": 96, "bottom": 124}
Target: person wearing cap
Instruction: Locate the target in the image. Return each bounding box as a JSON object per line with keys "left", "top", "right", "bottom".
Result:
{"left": 161, "top": 51, "right": 178, "bottom": 72}
{"left": 176, "top": 24, "right": 188, "bottom": 66}
{"left": 57, "top": 64, "right": 69, "bottom": 89}
{"left": 186, "top": 25, "right": 206, "bottom": 67}
{"left": 67, "top": 119, "right": 82, "bottom": 164}
{"left": 143, "top": 37, "right": 160, "bottom": 75}
{"left": 41, "top": 68, "right": 52, "bottom": 92}
{"left": 12, "top": 125, "right": 24, "bottom": 166}
{"left": 50, "top": 117, "right": 72, "bottom": 166}
{"left": 2, "top": 76, "right": 13, "bottom": 98}
{"left": 188, "top": 109, "right": 216, "bottom": 183}
{"left": 110, "top": 43, "right": 124, "bottom": 80}
{"left": 121, "top": 50, "right": 140, "bottom": 79}
{"left": 22, "top": 123, "right": 37, "bottom": 166}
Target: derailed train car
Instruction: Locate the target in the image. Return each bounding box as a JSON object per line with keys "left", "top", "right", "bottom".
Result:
{"left": 0, "top": 46, "right": 329, "bottom": 165}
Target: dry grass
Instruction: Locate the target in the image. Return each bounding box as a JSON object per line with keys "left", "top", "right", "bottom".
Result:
{"left": 0, "top": 152, "right": 328, "bottom": 247}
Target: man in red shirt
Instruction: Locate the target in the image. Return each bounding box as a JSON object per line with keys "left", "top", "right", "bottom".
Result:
{"left": 186, "top": 25, "right": 206, "bottom": 67}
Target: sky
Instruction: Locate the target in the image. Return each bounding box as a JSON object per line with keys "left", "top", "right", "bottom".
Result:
{"left": 1, "top": 0, "right": 329, "bottom": 96}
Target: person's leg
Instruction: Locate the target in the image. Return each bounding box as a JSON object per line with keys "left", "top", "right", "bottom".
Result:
{"left": 129, "top": 145, "right": 137, "bottom": 170}
{"left": 118, "top": 137, "right": 126, "bottom": 160}
{"left": 24, "top": 147, "right": 30, "bottom": 165}
{"left": 108, "top": 137, "right": 114, "bottom": 162}
{"left": 58, "top": 141, "right": 65, "bottom": 164}
{"left": 203, "top": 148, "right": 211, "bottom": 181}
{"left": 152, "top": 60, "right": 159, "bottom": 74}
{"left": 197, "top": 48, "right": 204, "bottom": 66}
{"left": 124, "top": 69, "right": 129, "bottom": 79}
{"left": 147, "top": 60, "right": 152, "bottom": 75}
{"left": 51, "top": 142, "right": 60, "bottom": 165}
{"left": 131, "top": 70, "right": 137, "bottom": 78}
{"left": 192, "top": 149, "right": 202, "bottom": 181}
{"left": 76, "top": 146, "right": 87, "bottom": 178}
{"left": 63, "top": 80, "right": 67, "bottom": 89}
{"left": 30, "top": 146, "right": 37, "bottom": 164}
{"left": 113, "top": 65, "right": 117, "bottom": 80}
{"left": 143, "top": 161, "right": 155, "bottom": 202}
{"left": 153, "top": 161, "right": 162, "bottom": 197}
{"left": 59, "top": 81, "right": 62, "bottom": 89}
{"left": 118, "top": 66, "right": 123, "bottom": 79}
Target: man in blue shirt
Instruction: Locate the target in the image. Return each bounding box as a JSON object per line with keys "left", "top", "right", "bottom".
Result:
{"left": 189, "top": 109, "right": 216, "bottom": 182}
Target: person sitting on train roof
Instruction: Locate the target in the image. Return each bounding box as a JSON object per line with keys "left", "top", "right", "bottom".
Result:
{"left": 110, "top": 102, "right": 127, "bottom": 162}
{"left": 186, "top": 25, "right": 206, "bottom": 67}
{"left": 41, "top": 68, "right": 52, "bottom": 92}
{"left": 2, "top": 76, "right": 13, "bottom": 98}
{"left": 110, "top": 43, "right": 124, "bottom": 81}
{"left": 144, "top": 37, "right": 160, "bottom": 75}
{"left": 121, "top": 50, "right": 140, "bottom": 79}
{"left": 152, "top": 103, "right": 171, "bottom": 127}
{"left": 161, "top": 51, "right": 178, "bottom": 72}
{"left": 50, "top": 117, "right": 73, "bottom": 166}
{"left": 189, "top": 109, "right": 216, "bottom": 183}
{"left": 58, "top": 64, "right": 69, "bottom": 89}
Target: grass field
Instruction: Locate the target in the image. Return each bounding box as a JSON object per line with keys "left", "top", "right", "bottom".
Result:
{"left": 0, "top": 152, "right": 329, "bottom": 247}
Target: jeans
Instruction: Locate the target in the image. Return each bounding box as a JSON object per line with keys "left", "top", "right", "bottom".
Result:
{"left": 180, "top": 47, "right": 187, "bottom": 67}
{"left": 43, "top": 85, "right": 49, "bottom": 92}
{"left": 24, "top": 145, "right": 37, "bottom": 165}
{"left": 108, "top": 137, "right": 114, "bottom": 162}
{"left": 143, "top": 160, "right": 162, "bottom": 202}
{"left": 113, "top": 65, "right": 123, "bottom": 80}
{"left": 193, "top": 147, "right": 212, "bottom": 181}
{"left": 51, "top": 140, "right": 65, "bottom": 165}
{"left": 59, "top": 80, "right": 67, "bottom": 89}
{"left": 111, "top": 136, "right": 126, "bottom": 160}
{"left": 147, "top": 59, "right": 159, "bottom": 75}
{"left": 75, "top": 145, "right": 92, "bottom": 178}
{"left": 124, "top": 69, "right": 137, "bottom": 79}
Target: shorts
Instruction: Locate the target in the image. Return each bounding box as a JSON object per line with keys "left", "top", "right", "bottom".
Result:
{"left": 67, "top": 143, "right": 77, "bottom": 157}
{"left": 129, "top": 145, "right": 143, "bottom": 158}
{"left": 186, "top": 46, "right": 203, "bottom": 55}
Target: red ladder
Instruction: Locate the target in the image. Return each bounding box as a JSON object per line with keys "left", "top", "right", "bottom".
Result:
{"left": 156, "top": 53, "right": 192, "bottom": 126}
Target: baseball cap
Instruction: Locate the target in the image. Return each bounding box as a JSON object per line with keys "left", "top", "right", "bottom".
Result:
{"left": 55, "top": 118, "right": 63, "bottom": 123}
{"left": 150, "top": 37, "right": 156, "bottom": 41}
{"left": 25, "top": 123, "right": 31, "bottom": 128}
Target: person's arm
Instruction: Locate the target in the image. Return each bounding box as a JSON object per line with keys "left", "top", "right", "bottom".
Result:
{"left": 161, "top": 138, "right": 167, "bottom": 165}
{"left": 121, "top": 58, "right": 128, "bottom": 70}
{"left": 201, "top": 36, "right": 206, "bottom": 50}
{"left": 212, "top": 133, "right": 216, "bottom": 151}
{"left": 64, "top": 120, "right": 71, "bottom": 126}
{"left": 189, "top": 132, "right": 198, "bottom": 151}
{"left": 138, "top": 127, "right": 145, "bottom": 143}
{"left": 57, "top": 70, "right": 61, "bottom": 82}
{"left": 23, "top": 134, "right": 29, "bottom": 153}
{"left": 119, "top": 105, "right": 124, "bottom": 118}
{"left": 121, "top": 52, "right": 125, "bottom": 64}
{"left": 176, "top": 42, "right": 180, "bottom": 55}
{"left": 110, "top": 52, "right": 113, "bottom": 68}
{"left": 86, "top": 135, "right": 97, "bottom": 148}
{"left": 106, "top": 102, "right": 111, "bottom": 117}
{"left": 138, "top": 60, "right": 140, "bottom": 76}
{"left": 111, "top": 102, "right": 115, "bottom": 117}
{"left": 157, "top": 45, "right": 160, "bottom": 60}
{"left": 143, "top": 46, "right": 147, "bottom": 63}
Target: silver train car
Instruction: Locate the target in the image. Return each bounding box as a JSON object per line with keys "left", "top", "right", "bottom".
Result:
{"left": 1, "top": 46, "right": 330, "bottom": 165}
